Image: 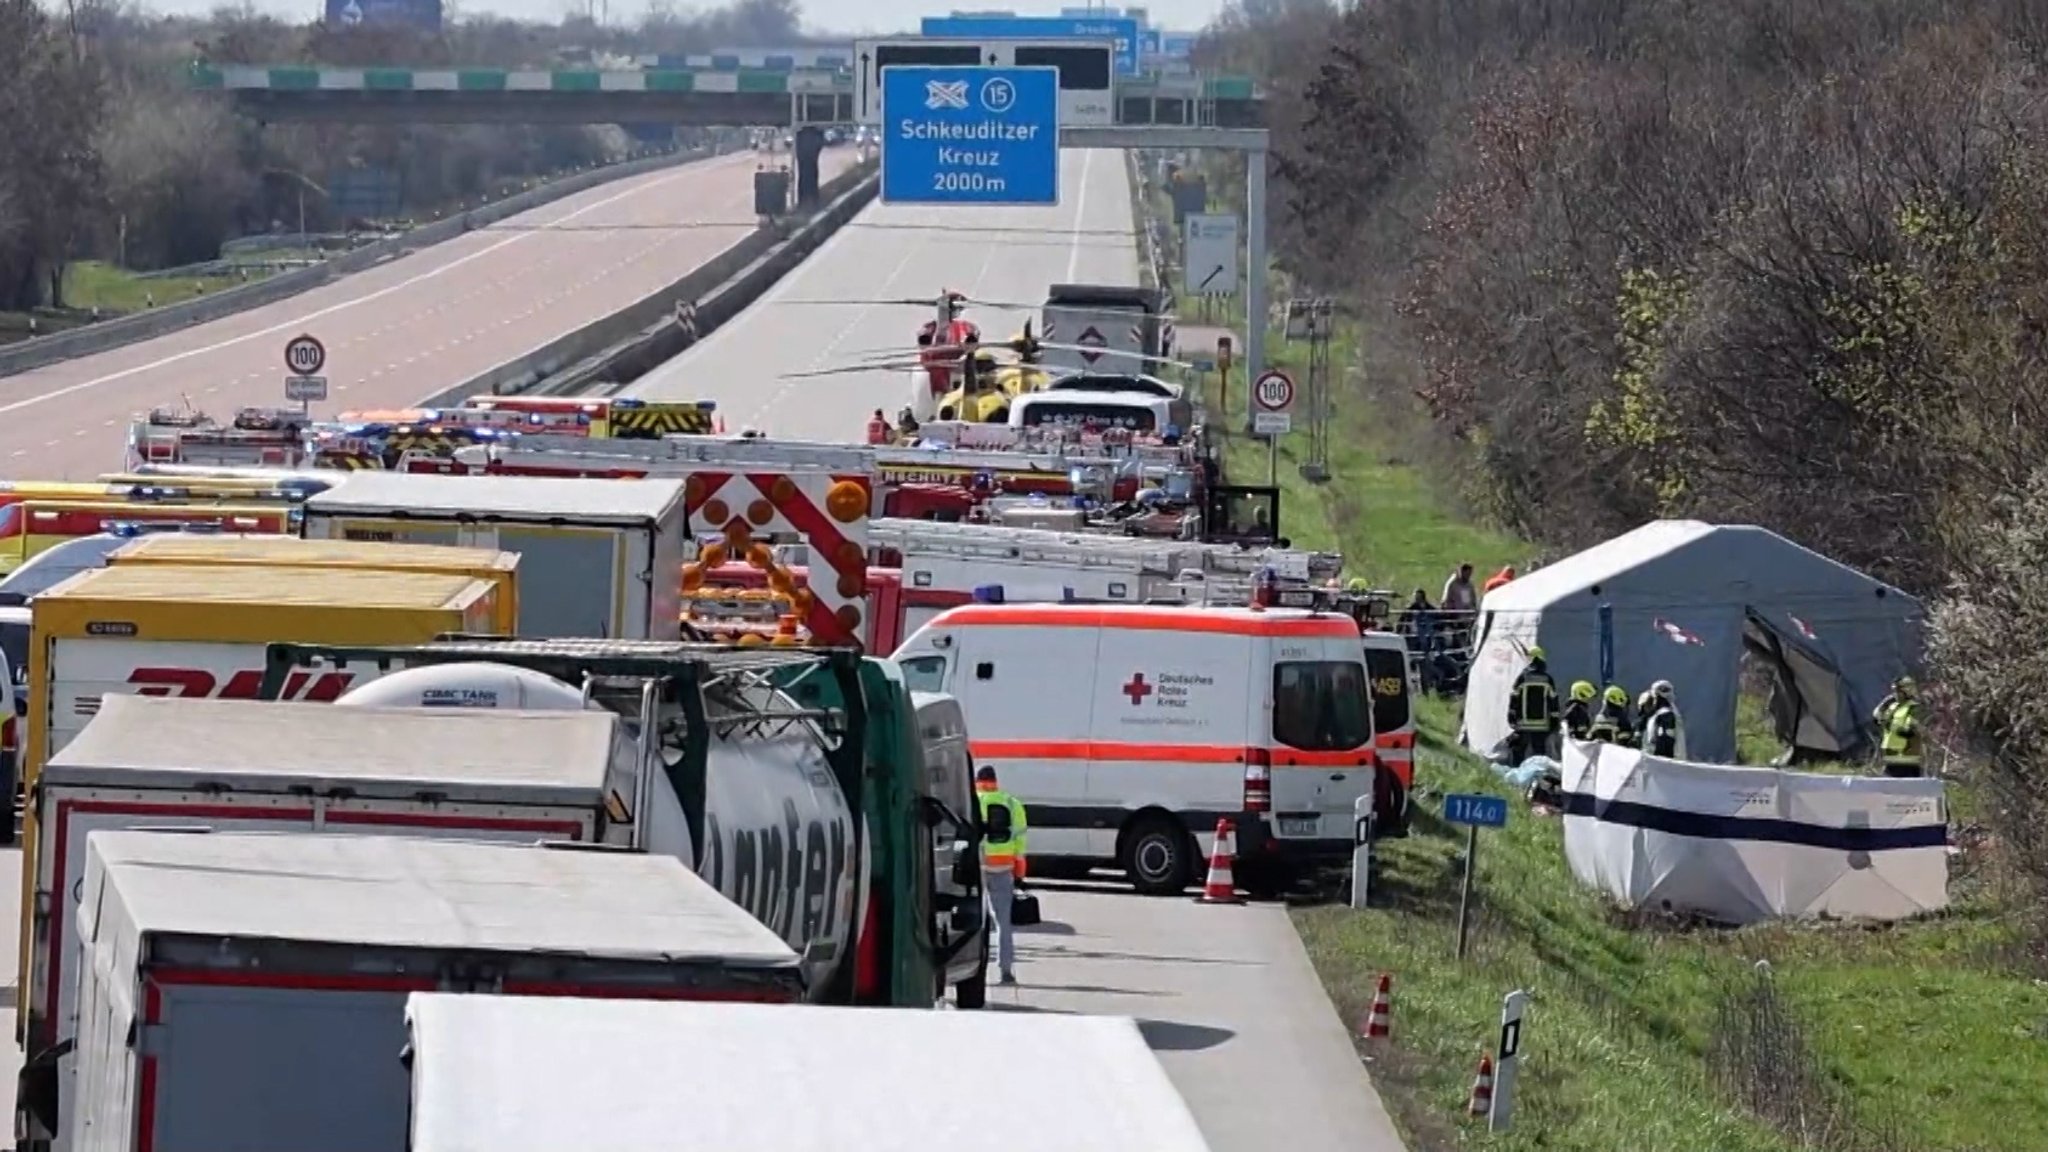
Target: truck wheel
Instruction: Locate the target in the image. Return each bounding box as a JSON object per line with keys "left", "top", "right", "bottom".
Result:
{"left": 1122, "top": 814, "right": 1195, "bottom": 895}
{"left": 955, "top": 932, "right": 989, "bottom": 1010}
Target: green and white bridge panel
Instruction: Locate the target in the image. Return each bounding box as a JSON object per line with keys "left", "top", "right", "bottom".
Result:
{"left": 191, "top": 65, "right": 851, "bottom": 95}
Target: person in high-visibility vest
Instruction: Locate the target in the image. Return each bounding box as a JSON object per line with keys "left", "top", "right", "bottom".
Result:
{"left": 1587, "top": 684, "right": 1636, "bottom": 746}
{"left": 864, "top": 408, "right": 891, "bottom": 445}
{"left": 1504, "top": 646, "right": 1558, "bottom": 765}
{"left": 1881, "top": 696, "right": 1922, "bottom": 777}
{"left": 1562, "top": 680, "right": 1597, "bottom": 741}
{"left": 975, "top": 765, "right": 1028, "bottom": 986}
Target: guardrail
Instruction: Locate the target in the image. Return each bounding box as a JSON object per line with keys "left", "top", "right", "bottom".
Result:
{"left": 414, "top": 159, "right": 878, "bottom": 408}
{"left": 0, "top": 144, "right": 716, "bottom": 379}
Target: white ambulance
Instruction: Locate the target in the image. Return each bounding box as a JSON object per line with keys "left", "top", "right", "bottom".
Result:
{"left": 894, "top": 602, "right": 1378, "bottom": 894}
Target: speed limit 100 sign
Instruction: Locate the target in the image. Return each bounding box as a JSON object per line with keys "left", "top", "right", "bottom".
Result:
{"left": 1253, "top": 369, "right": 1295, "bottom": 412}
{"left": 284, "top": 334, "right": 326, "bottom": 376}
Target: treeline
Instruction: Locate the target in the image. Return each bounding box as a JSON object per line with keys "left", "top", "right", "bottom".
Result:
{"left": 1207, "top": 0, "right": 2048, "bottom": 955}
{"left": 0, "top": 0, "right": 813, "bottom": 313}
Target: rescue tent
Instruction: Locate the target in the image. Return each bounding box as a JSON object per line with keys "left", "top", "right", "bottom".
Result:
{"left": 1560, "top": 740, "right": 1949, "bottom": 924}
{"left": 1461, "top": 520, "right": 1922, "bottom": 765}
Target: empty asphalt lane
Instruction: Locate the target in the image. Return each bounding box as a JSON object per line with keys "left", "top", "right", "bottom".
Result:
{"left": 0, "top": 147, "right": 855, "bottom": 479}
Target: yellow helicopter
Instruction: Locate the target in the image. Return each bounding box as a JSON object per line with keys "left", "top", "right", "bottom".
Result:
{"left": 788, "top": 314, "right": 1194, "bottom": 426}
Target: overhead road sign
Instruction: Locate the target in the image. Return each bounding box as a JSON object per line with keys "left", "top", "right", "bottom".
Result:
{"left": 880, "top": 65, "right": 1060, "bottom": 206}
{"left": 856, "top": 38, "right": 1112, "bottom": 126}
{"left": 1160, "top": 32, "right": 1197, "bottom": 58}
{"left": 918, "top": 15, "right": 1142, "bottom": 76}
{"left": 1182, "top": 212, "right": 1240, "bottom": 298}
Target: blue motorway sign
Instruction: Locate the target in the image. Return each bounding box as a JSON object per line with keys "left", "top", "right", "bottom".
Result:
{"left": 1443, "top": 793, "right": 1510, "bottom": 829}
{"left": 1160, "top": 32, "right": 1197, "bottom": 58}
{"left": 880, "top": 66, "right": 1060, "bottom": 206}
{"left": 1139, "top": 27, "right": 1161, "bottom": 56}
{"left": 918, "top": 15, "right": 1142, "bottom": 75}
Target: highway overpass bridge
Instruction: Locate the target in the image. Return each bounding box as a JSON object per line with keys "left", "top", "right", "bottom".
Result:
{"left": 187, "top": 65, "right": 1263, "bottom": 132}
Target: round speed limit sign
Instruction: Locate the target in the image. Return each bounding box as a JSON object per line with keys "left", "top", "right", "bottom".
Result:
{"left": 284, "top": 333, "right": 326, "bottom": 376}
{"left": 1253, "top": 369, "right": 1295, "bottom": 412}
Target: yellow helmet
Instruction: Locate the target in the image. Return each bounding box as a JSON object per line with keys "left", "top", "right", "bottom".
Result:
{"left": 1571, "top": 680, "right": 1596, "bottom": 702}
{"left": 1526, "top": 645, "right": 1546, "bottom": 662}
{"left": 1604, "top": 685, "right": 1628, "bottom": 706}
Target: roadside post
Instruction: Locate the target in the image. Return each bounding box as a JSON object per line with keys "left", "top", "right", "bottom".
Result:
{"left": 1251, "top": 368, "right": 1294, "bottom": 487}
{"left": 1217, "top": 335, "right": 1233, "bottom": 413}
{"left": 1491, "top": 989, "right": 1528, "bottom": 1132}
{"left": 283, "top": 333, "right": 328, "bottom": 415}
{"left": 1443, "top": 792, "right": 1508, "bottom": 961}
{"left": 1350, "top": 794, "right": 1374, "bottom": 910}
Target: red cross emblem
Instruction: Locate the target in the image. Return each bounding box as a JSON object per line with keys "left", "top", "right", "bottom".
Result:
{"left": 1122, "top": 673, "right": 1154, "bottom": 705}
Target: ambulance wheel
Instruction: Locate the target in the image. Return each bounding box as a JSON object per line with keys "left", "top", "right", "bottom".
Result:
{"left": 955, "top": 933, "right": 989, "bottom": 1010}
{"left": 1121, "top": 814, "right": 1197, "bottom": 895}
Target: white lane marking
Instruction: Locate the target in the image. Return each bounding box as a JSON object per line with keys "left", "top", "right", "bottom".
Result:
{"left": 0, "top": 156, "right": 744, "bottom": 419}
{"left": 1066, "top": 150, "right": 1092, "bottom": 282}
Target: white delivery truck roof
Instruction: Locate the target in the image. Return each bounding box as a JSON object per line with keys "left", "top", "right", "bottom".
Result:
{"left": 404, "top": 995, "right": 1214, "bottom": 1152}
{"left": 81, "top": 831, "right": 797, "bottom": 967}
{"left": 47, "top": 695, "right": 619, "bottom": 808}
{"left": 303, "top": 473, "right": 687, "bottom": 526}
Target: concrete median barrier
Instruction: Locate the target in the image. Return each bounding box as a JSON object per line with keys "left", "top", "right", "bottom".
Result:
{"left": 0, "top": 146, "right": 716, "bottom": 379}
{"left": 415, "top": 160, "right": 878, "bottom": 407}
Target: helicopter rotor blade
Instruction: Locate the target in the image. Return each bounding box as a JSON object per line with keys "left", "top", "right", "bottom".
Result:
{"left": 778, "top": 361, "right": 929, "bottom": 379}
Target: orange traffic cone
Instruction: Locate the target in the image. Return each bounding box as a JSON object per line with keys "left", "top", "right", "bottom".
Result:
{"left": 1467, "top": 1054, "right": 1495, "bottom": 1117}
{"left": 1197, "top": 818, "right": 1245, "bottom": 904}
{"left": 1360, "top": 973, "right": 1392, "bottom": 1039}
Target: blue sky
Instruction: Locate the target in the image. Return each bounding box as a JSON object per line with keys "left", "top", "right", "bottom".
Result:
{"left": 145, "top": 0, "right": 1232, "bottom": 34}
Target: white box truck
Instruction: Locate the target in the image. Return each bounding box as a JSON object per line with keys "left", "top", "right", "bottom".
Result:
{"left": 22, "top": 691, "right": 658, "bottom": 1124}
{"left": 62, "top": 832, "right": 801, "bottom": 1152}
{"left": 403, "top": 994, "right": 1214, "bottom": 1152}
{"left": 299, "top": 473, "right": 693, "bottom": 639}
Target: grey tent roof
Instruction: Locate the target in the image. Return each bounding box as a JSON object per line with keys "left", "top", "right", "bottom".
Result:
{"left": 1481, "top": 521, "right": 1920, "bottom": 617}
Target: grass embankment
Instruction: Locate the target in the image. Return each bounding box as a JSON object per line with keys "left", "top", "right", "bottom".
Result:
{"left": 1169, "top": 207, "right": 2046, "bottom": 1147}
{"left": 0, "top": 261, "right": 264, "bottom": 346}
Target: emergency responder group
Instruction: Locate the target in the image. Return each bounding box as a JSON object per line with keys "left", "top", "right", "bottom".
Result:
{"left": 1506, "top": 646, "right": 1685, "bottom": 761}
{"left": 1511, "top": 651, "right": 1925, "bottom": 774}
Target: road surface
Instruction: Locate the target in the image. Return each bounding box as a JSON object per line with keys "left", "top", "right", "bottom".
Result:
{"left": 633, "top": 149, "right": 1409, "bottom": 1151}
{"left": 626, "top": 148, "right": 1137, "bottom": 439}
{"left": 0, "top": 148, "right": 853, "bottom": 481}
{"left": 993, "top": 885, "right": 1409, "bottom": 1152}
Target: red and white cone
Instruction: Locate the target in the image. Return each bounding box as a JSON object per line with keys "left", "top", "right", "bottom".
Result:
{"left": 714, "top": 415, "right": 727, "bottom": 434}
{"left": 1197, "top": 818, "right": 1245, "bottom": 904}
{"left": 1360, "top": 973, "right": 1392, "bottom": 1039}
{"left": 1467, "top": 1054, "right": 1495, "bottom": 1117}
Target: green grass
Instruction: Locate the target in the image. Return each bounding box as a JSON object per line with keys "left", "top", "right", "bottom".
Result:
{"left": 62, "top": 261, "right": 254, "bottom": 313}
{"left": 1171, "top": 235, "right": 2043, "bottom": 1150}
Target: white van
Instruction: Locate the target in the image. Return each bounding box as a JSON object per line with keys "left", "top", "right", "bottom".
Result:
{"left": 911, "top": 691, "right": 990, "bottom": 1008}
{"left": 895, "top": 603, "right": 1377, "bottom": 894}
{"left": 1007, "top": 390, "right": 1192, "bottom": 437}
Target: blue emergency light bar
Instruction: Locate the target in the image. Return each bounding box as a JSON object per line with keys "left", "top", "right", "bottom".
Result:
{"left": 970, "top": 585, "right": 1080, "bottom": 605}
{"left": 103, "top": 520, "right": 224, "bottom": 537}
{"left": 609, "top": 398, "right": 718, "bottom": 411}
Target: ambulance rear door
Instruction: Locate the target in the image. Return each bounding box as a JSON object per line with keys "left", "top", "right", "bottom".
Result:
{"left": 1262, "top": 633, "right": 1376, "bottom": 844}
{"left": 1086, "top": 625, "right": 1255, "bottom": 859}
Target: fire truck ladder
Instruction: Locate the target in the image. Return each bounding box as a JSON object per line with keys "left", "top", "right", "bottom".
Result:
{"left": 870, "top": 521, "right": 1197, "bottom": 573}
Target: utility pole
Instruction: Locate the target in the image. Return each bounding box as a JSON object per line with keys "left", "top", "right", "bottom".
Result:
{"left": 1289, "top": 297, "right": 1333, "bottom": 483}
